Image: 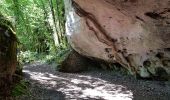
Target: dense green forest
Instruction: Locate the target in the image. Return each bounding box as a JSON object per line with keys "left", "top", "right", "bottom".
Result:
{"left": 0, "top": 0, "right": 68, "bottom": 64}
{"left": 0, "top": 0, "right": 70, "bottom": 98}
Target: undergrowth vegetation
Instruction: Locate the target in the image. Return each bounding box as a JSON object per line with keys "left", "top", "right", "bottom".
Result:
{"left": 0, "top": 0, "right": 68, "bottom": 64}
{"left": 0, "top": 0, "right": 68, "bottom": 97}
{"left": 12, "top": 80, "right": 30, "bottom": 97}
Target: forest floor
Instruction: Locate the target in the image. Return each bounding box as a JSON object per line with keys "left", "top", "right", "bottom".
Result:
{"left": 17, "top": 62, "right": 170, "bottom": 100}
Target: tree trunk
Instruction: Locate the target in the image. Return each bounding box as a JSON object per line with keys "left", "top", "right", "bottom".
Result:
{"left": 0, "top": 14, "right": 17, "bottom": 99}
{"left": 64, "top": 0, "right": 170, "bottom": 79}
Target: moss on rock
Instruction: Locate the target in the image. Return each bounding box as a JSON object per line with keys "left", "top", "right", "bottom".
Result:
{"left": 0, "top": 13, "right": 17, "bottom": 99}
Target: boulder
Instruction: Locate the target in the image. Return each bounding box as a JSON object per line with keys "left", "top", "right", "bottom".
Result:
{"left": 59, "top": 50, "right": 90, "bottom": 73}
{"left": 64, "top": 0, "right": 170, "bottom": 79}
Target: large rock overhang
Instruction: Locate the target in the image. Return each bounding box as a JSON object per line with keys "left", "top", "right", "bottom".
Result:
{"left": 64, "top": 0, "right": 170, "bottom": 77}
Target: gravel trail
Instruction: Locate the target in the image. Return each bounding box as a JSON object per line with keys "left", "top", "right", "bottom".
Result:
{"left": 18, "top": 62, "right": 170, "bottom": 100}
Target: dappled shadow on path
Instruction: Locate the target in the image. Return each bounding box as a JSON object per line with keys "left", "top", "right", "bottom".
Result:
{"left": 23, "top": 62, "right": 170, "bottom": 100}
{"left": 23, "top": 62, "right": 133, "bottom": 100}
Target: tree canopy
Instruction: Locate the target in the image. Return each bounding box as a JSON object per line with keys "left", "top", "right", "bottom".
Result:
{"left": 0, "top": 0, "right": 67, "bottom": 53}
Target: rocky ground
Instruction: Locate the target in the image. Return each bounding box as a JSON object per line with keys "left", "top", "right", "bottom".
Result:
{"left": 16, "top": 62, "right": 170, "bottom": 100}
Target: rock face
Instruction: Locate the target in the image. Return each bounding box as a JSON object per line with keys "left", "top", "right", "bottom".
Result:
{"left": 0, "top": 14, "right": 17, "bottom": 98}
{"left": 64, "top": 0, "right": 170, "bottom": 79}
{"left": 59, "top": 50, "right": 90, "bottom": 73}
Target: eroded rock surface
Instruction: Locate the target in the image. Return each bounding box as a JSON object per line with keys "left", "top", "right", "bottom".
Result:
{"left": 64, "top": 0, "right": 170, "bottom": 79}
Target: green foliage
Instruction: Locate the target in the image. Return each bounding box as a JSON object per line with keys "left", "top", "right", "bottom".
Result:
{"left": 12, "top": 80, "right": 30, "bottom": 97}
{"left": 0, "top": 0, "right": 67, "bottom": 54}
{"left": 17, "top": 51, "right": 38, "bottom": 64}
{"left": 0, "top": 0, "right": 69, "bottom": 65}
{"left": 110, "top": 63, "right": 129, "bottom": 75}
{"left": 17, "top": 47, "right": 71, "bottom": 65}
{"left": 0, "top": 13, "right": 14, "bottom": 31}
{"left": 56, "top": 48, "right": 71, "bottom": 64}
{"left": 55, "top": 48, "right": 71, "bottom": 70}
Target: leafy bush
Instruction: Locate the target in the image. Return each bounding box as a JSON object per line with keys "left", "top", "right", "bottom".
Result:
{"left": 12, "top": 80, "right": 30, "bottom": 97}
{"left": 17, "top": 51, "right": 37, "bottom": 64}
{"left": 54, "top": 48, "right": 71, "bottom": 70}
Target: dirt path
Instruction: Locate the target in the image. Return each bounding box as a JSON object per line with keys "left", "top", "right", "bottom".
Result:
{"left": 18, "top": 62, "right": 170, "bottom": 100}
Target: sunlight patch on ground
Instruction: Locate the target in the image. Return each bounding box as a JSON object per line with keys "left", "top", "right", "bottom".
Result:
{"left": 23, "top": 69, "right": 133, "bottom": 100}
{"left": 82, "top": 88, "right": 132, "bottom": 100}
{"left": 71, "top": 79, "right": 91, "bottom": 84}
